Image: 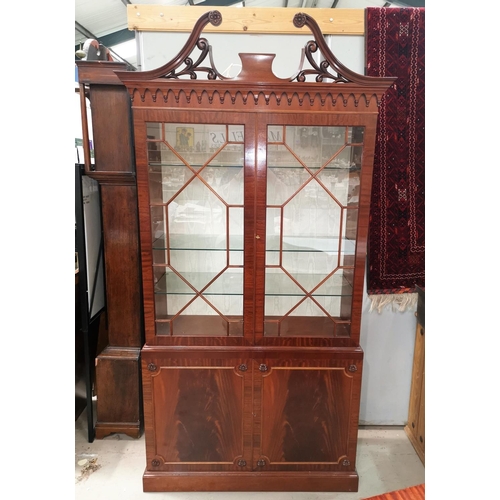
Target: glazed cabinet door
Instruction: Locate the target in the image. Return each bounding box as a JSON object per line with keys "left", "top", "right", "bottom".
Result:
{"left": 254, "top": 113, "right": 378, "bottom": 344}
{"left": 142, "top": 353, "right": 253, "bottom": 472}
{"left": 253, "top": 357, "right": 362, "bottom": 472}
{"left": 134, "top": 110, "right": 256, "bottom": 345}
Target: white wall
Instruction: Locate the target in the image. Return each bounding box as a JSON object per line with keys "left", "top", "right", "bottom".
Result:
{"left": 359, "top": 280, "right": 417, "bottom": 425}
{"left": 140, "top": 31, "right": 365, "bottom": 75}
{"left": 138, "top": 29, "right": 417, "bottom": 425}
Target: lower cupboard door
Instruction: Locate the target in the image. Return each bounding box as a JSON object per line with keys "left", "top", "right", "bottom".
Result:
{"left": 254, "top": 359, "right": 362, "bottom": 472}
{"left": 143, "top": 357, "right": 253, "bottom": 472}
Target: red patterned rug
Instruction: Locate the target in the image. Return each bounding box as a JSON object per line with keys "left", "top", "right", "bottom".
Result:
{"left": 363, "top": 483, "right": 425, "bottom": 500}
{"left": 365, "top": 7, "right": 425, "bottom": 298}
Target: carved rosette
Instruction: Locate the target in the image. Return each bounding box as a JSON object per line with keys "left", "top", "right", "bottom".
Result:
{"left": 293, "top": 13, "right": 307, "bottom": 28}
{"left": 208, "top": 10, "right": 222, "bottom": 26}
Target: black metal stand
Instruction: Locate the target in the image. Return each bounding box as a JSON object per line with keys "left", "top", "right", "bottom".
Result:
{"left": 75, "top": 163, "right": 106, "bottom": 443}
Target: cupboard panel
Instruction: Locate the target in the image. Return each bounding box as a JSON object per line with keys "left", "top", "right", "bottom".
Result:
{"left": 254, "top": 358, "right": 362, "bottom": 472}
{"left": 142, "top": 355, "right": 253, "bottom": 472}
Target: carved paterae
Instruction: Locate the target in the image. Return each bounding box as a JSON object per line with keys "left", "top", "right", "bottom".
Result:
{"left": 207, "top": 10, "right": 222, "bottom": 26}
{"left": 293, "top": 12, "right": 307, "bottom": 28}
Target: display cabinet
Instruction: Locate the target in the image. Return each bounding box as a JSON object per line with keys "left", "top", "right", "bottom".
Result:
{"left": 116, "top": 11, "right": 395, "bottom": 492}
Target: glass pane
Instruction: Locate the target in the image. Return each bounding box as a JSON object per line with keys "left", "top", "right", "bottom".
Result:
{"left": 267, "top": 164, "right": 311, "bottom": 207}
{"left": 151, "top": 206, "right": 167, "bottom": 266}
{"left": 173, "top": 298, "right": 228, "bottom": 337}
{"left": 265, "top": 268, "right": 304, "bottom": 296}
{"left": 264, "top": 124, "right": 364, "bottom": 338}
{"left": 169, "top": 176, "right": 226, "bottom": 239}
{"left": 162, "top": 164, "right": 194, "bottom": 204}
{"left": 266, "top": 207, "right": 281, "bottom": 265}
{"left": 284, "top": 126, "right": 326, "bottom": 170}
{"left": 317, "top": 156, "right": 361, "bottom": 206}
{"left": 147, "top": 123, "right": 162, "bottom": 140}
{"left": 147, "top": 122, "right": 244, "bottom": 337}
{"left": 148, "top": 165, "right": 165, "bottom": 204}
{"left": 344, "top": 207, "right": 358, "bottom": 246}
{"left": 201, "top": 146, "right": 244, "bottom": 205}
{"left": 229, "top": 207, "right": 243, "bottom": 265}
{"left": 268, "top": 126, "right": 284, "bottom": 143}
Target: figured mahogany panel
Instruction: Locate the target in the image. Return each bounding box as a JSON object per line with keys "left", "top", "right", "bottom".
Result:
{"left": 88, "top": 85, "right": 135, "bottom": 173}
{"left": 94, "top": 347, "right": 142, "bottom": 439}
{"left": 255, "top": 357, "right": 362, "bottom": 472}
{"left": 142, "top": 354, "right": 253, "bottom": 471}
{"left": 99, "top": 184, "right": 143, "bottom": 346}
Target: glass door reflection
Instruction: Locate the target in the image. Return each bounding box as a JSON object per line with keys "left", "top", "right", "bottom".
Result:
{"left": 264, "top": 125, "right": 364, "bottom": 338}
{"left": 147, "top": 122, "right": 245, "bottom": 337}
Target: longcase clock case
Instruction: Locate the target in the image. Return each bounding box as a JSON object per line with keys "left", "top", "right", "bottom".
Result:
{"left": 116, "top": 11, "right": 395, "bottom": 492}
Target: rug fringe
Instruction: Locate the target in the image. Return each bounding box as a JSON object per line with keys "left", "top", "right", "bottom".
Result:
{"left": 368, "top": 293, "right": 418, "bottom": 314}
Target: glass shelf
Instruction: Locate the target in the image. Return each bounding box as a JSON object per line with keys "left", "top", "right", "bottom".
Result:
{"left": 267, "top": 236, "right": 355, "bottom": 255}
{"left": 155, "top": 271, "right": 243, "bottom": 295}
{"left": 151, "top": 234, "right": 355, "bottom": 254}
{"left": 266, "top": 164, "right": 360, "bottom": 170}
{"left": 154, "top": 270, "right": 352, "bottom": 297}
{"left": 152, "top": 234, "right": 243, "bottom": 251}
{"left": 148, "top": 162, "right": 244, "bottom": 168}
{"left": 265, "top": 272, "right": 352, "bottom": 296}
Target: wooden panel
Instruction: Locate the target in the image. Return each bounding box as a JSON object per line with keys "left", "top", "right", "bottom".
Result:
{"left": 256, "top": 358, "right": 362, "bottom": 471}
{"left": 89, "top": 85, "right": 134, "bottom": 173}
{"left": 100, "top": 184, "right": 142, "bottom": 347}
{"left": 143, "top": 470, "right": 358, "bottom": 492}
{"left": 142, "top": 354, "right": 253, "bottom": 472}
{"left": 408, "top": 323, "right": 425, "bottom": 420}
{"left": 404, "top": 289, "right": 425, "bottom": 465}
{"left": 416, "top": 368, "right": 425, "bottom": 455}
{"left": 76, "top": 61, "right": 127, "bottom": 86}
{"left": 94, "top": 347, "right": 142, "bottom": 439}
{"left": 127, "top": 6, "right": 365, "bottom": 35}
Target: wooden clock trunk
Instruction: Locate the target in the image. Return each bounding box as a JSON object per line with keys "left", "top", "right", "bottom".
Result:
{"left": 115, "top": 11, "right": 395, "bottom": 492}
{"left": 76, "top": 61, "right": 144, "bottom": 440}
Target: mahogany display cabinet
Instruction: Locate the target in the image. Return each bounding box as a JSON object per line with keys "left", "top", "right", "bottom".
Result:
{"left": 115, "top": 11, "right": 395, "bottom": 492}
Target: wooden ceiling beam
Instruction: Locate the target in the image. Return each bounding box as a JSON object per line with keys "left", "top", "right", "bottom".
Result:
{"left": 127, "top": 5, "right": 365, "bottom": 35}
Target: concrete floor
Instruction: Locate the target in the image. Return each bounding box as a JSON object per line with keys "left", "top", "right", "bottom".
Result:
{"left": 75, "top": 408, "right": 424, "bottom": 500}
